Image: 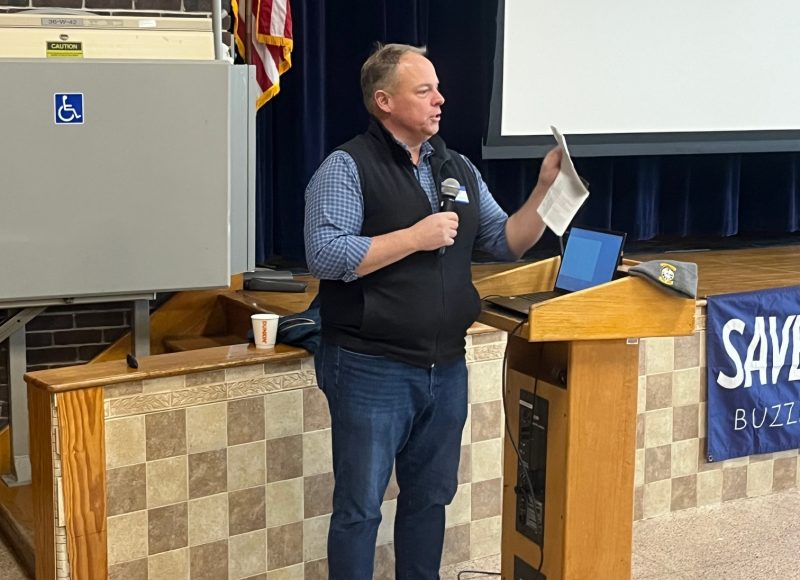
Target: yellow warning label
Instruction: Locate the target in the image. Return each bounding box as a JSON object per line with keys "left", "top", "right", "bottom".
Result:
{"left": 46, "top": 41, "right": 84, "bottom": 59}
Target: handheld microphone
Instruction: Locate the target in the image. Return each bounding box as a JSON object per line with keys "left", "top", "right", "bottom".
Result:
{"left": 438, "top": 178, "right": 460, "bottom": 256}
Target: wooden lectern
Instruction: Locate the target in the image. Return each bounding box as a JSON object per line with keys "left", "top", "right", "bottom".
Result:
{"left": 474, "top": 258, "right": 696, "bottom": 580}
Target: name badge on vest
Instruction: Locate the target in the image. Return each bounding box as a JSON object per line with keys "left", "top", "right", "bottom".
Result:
{"left": 455, "top": 186, "right": 469, "bottom": 204}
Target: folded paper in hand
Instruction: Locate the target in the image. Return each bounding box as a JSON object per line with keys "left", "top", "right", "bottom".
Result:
{"left": 536, "top": 126, "right": 590, "bottom": 236}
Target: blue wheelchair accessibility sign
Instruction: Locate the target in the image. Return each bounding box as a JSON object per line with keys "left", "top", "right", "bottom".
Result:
{"left": 54, "top": 93, "right": 84, "bottom": 125}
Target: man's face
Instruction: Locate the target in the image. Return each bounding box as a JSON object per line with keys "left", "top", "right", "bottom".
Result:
{"left": 379, "top": 53, "right": 445, "bottom": 144}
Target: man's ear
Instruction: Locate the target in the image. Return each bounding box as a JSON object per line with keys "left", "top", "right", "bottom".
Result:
{"left": 374, "top": 90, "right": 392, "bottom": 114}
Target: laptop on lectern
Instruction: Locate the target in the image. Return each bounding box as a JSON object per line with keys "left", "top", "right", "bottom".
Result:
{"left": 484, "top": 227, "right": 627, "bottom": 317}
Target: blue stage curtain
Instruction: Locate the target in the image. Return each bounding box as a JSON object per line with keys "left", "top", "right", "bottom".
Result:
{"left": 255, "top": 0, "right": 800, "bottom": 264}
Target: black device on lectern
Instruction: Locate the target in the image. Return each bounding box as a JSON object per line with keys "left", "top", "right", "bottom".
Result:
{"left": 484, "top": 226, "right": 627, "bottom": 316}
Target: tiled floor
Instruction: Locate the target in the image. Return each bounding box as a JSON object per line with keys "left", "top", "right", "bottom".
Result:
{"left": 440, "top": 554, "right": 501, "bottom": 578}
{"left": 0, "top": 532, "right": 29, "bottom": 579}
{"left": 442, "top": 487, "right": 800, "bottom": 580}
{"left": 632, "top": 487, "right": 800, "bottom": 579}
{"left": 3, "top": 488, "right": 799, "bottom": 579}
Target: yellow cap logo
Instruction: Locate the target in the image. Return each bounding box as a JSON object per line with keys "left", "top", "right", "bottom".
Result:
{"left": 659, "top": 262, "right": 676, "bottom": 286}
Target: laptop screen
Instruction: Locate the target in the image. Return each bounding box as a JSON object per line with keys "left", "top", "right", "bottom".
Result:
{"left": 555, "top": 227, "right": 626, "bottom": 292}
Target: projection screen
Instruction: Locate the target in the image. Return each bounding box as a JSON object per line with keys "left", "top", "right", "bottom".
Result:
{"left": 484, "top": 0, "right": 800, "bottom": 158}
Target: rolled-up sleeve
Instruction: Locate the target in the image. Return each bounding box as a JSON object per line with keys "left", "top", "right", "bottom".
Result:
{"left": 304, "top": 151, "right": 372, "bottom": 281}
{"left": 461, "top": 155, "right": 516, "bottom": 261}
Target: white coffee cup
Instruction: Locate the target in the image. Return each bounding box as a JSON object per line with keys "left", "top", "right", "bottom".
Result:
{"left": 251, "top": 313, "right": 280, "bottom": 349}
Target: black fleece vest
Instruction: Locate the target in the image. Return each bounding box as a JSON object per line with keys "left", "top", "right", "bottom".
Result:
{"left": 319, "top": 120, "right": 482, "bottom": 368}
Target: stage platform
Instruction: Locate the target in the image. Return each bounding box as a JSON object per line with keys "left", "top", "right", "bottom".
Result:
{"left": 631, "top": 245, "right": 800, "bottom": 298}
{"left": 472, "top": 245, "right": 800, "bottom": 299}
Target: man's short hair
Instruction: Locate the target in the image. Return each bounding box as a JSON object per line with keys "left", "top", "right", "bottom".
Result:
{"left": 361, "top": 43, "right": 427, "bottom": 116}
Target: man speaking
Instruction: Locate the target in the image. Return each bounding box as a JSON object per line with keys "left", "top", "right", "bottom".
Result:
{"left": 304, "top": 43, "right": 561, "bottom": 579}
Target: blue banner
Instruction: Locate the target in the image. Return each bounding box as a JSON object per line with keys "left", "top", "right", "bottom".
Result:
{"left": 707, "top": 286, "right": 800, "bottom": 462}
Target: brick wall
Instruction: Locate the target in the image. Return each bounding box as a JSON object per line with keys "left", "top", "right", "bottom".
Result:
{"left": 0, "top": 0, "right": 232, "bottom": 51}
{"left": 25, "top": 303, "right": 132, "bottom": 371}
{"left": 0, "top": 0, "right": 224, "bottom": 16}
{"left": 0, "top": 304, "right": 133, "bottom": 429}
{"left": 0, "top": 0, "right": 212, "bottom": 10}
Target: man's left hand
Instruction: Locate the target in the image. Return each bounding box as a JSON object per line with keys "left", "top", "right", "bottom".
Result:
{"left": 536, "top": 146, "right": 563, "bottom": 191}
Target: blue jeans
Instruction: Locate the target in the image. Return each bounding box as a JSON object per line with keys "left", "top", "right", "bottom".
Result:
{"left": 315, "top": 340, "right": 468, "bottom": 580}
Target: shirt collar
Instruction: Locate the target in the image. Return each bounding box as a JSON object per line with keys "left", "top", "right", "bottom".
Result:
{"left": 368, "top": 118, "right": 441, "bottom": 164}
{"left": 396, "top": 138, "right": 435, "bottom": 163}
{"left": 419, "top": 141, "right": 435, "bottom": 161}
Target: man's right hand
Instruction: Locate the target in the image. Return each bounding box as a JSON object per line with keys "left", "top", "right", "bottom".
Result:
{"left": 410, "top": 212, "right": 459, "bottom": 251}
{"left": 353, "top": 212, "right": 459, "bottom": 277}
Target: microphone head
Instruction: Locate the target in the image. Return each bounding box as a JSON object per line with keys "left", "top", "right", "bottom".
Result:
{"left": 440, "top": 177, "right": 461, "bottom": 199}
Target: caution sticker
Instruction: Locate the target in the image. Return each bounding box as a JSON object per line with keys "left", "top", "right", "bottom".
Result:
{"left": 46, "top": 41, "right": 84, "bottom": 59}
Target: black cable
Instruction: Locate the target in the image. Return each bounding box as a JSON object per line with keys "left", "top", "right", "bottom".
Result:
{"left": 465, "top": 314, "right": 546, "bottom": 576}
{"left": 456, "top": 570, "right": 501, "bottom": 579}
{"left": 531, "top": 361, "right": 545, "bottom": 577}
{"left": 500, "top": 319, "right": 546, "bottom": 575}
{"left": 501, "top": 321, "right": 535, "bottom": 504}
{"left": 451, "top": 319, "right": 525, "bottom": 580}
{"left": 479, "top": 293, "right": 502, "bottom": 301}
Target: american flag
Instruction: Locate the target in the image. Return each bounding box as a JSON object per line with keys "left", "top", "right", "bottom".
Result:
{"left": 233, "top": 0, "right": 293, "bottom": 109}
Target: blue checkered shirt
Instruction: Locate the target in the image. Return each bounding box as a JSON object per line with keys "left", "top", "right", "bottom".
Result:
{"left": 305, "top": 140, "right": 514, "bottom": 281}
